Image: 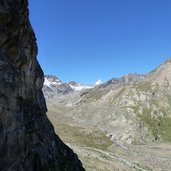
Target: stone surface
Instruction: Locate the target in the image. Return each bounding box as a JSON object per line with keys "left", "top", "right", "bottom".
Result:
{"left": 0, "top": 0, "right": 84, "bottom": 171}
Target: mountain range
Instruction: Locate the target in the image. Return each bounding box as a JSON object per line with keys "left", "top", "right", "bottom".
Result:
{"left": 43, "top": 58, "right": 171, "bottom": 171}
{"left": 43, "top": 73, "right": 146, "bottom": 97}
{"left": 43, "top": 59, "right": 171, "bottom": 144}
{"left": 43, "top": 75, "right": 94, "bottom": 98}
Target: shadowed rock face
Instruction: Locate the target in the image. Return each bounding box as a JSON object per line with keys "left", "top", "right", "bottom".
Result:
{"left": 0, "top": 1, "right": 84, "bottom": 171}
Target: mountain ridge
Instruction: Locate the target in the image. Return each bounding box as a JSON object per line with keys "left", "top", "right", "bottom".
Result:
{"left": 43, "top": 75, "right": 94, "bottom": 98}
{"left": 45, "top": 58, "right": 171, "bottom": 144}
{"left": 43, "top": 73, "right": 147, "bottom": 97}
{"left": 45, "top": 57, "right": 171, "bottom": 170}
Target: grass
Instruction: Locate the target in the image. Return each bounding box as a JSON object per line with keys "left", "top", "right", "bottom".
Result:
{"left": 111, "top": 87, "right": 125, "bottom": 104}
{"left": 139, "top": 109, "right": 160, "bottom": 141}
{"left": 83, "top": 91, "right": 103, "bottom": 102}
{"left": 127, "top": 81, "right": 171, "bottom": 143}
{"left": 82, "top": 88, "right": 110, "bottom": 103}
{"left": 135, "top": 82, "right": 152, "bottom": 92}
{"left": 133, "top": 163, "right": 153, "bottom": 171}
{"left": 138, "top": 108, "right": 171, "bottom": 142}
{"left": 128, "top": 97, "right": 171, "bottom": 143}
{"left": 47, "top": 110, "right": 118, "bottom": 171}
{"left": 159, "top": 117, "right": 171, "bottom": 142}
{"left": 47, "top": 110, "right": 113, "bottom": 151}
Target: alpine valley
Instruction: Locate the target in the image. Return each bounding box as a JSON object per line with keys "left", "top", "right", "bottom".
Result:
{"left": 43, "top": 58, "right": 171, "bottom": 171}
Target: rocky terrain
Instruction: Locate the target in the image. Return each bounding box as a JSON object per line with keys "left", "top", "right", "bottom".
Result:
{"left": 43, "top": 73, "right": 145, "bottom": 98}
{"left": 43, "top": 75, "right": 94, "bottom": 98}
{"left": 44, "top": 59, "right": 171, "bottom": 170}
{"left": 43, "top": 75, "right": 74, "bottom": 98}
{"left": 99, "top": 73, "right": 147, "bottom": 89}
{"left": 0, "top": 1, "right": 84, "bottom": 170}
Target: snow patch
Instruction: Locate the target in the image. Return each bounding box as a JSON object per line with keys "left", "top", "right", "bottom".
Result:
{"left": 70, "top": 84, "right": 93, "bottom": 91}
{"left": 44, "top": 78, "right": 52, "bottom": 88}
{"left": 95, "top": 80, "right": 103, "bottom": 85}
{"left": 51, "top": 81, "right": 62, "bottom": 85}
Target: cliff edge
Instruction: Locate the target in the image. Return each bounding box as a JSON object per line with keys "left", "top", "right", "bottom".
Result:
{"left": 0, "top": 1, "right": 84, "bottom": 170}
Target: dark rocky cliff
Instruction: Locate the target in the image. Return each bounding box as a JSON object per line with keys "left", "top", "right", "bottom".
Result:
{"left": 0, "top": 0, "right": 85, "bottom": 171}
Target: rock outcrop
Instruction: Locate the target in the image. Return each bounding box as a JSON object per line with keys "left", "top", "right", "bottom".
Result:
{"left": 100, "top": 73, "right": 147, "bottom": 88}
{"left": 0, "top": 0, "right": 84, "bottom": 171}
{"left": 43, "top": 75, "right": 94, "bottom": 98}
{"left": 43, "top": 75, "right": 73, "bottom": 98}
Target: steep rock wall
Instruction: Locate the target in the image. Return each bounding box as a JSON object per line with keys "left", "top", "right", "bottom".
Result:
{"left": 0, "top": 1, "right": 85, "bottom": 170}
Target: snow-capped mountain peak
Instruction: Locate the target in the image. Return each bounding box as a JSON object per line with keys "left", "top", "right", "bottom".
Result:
{"left": 44, "top": 75, "right": 63, "bottom": 88}
{"left": 43, "top": 75, "right": 95, "bottom": 98}
{"left": 95, "top": 80, "right": 103, "bottom": 86}
{"left": 44, "top": 77, "right": 51, "bottom": 88}
{"left": 43, "top": 75, "right": 73, "bottom": 98}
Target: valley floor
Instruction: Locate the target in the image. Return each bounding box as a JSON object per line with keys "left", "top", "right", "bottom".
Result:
{"left": 47, "top": 106, "right": 171, "bottom": 171}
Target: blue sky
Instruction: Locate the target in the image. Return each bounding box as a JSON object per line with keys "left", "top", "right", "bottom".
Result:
{"left": 29, "top": 0, "right": 171, "bottom": 84}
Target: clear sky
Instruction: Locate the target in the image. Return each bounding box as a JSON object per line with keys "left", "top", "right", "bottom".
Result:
{"left": 29, "top": 0, "right": 171, "bottom": 84}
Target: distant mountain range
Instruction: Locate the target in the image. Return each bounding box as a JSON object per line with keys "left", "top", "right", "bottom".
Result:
{"left": 43, "top": 75, "right": 94, "bottom": 98}
{"left": 43, "top": 58, "right": 171, "bottom": 144}
{"left": 43, "top": 73, "right": 146, "bottom": 98}
{"left": 44, "top": 58, "right": 171, "bottom": 171}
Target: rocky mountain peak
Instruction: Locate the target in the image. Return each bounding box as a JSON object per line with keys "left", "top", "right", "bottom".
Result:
{"left": 99, "top": 73, "right": 147, "bottom": 89}
{"left": 43, "top": 75, "right": 94, "bottom": 98}
{"left": 68, "top": 81, "right": 79, "bottom": 86}
{"left": 165, "top": 57, "right": 171, "bottom": 63}
{"left": 121, "top": 73, "right": 147, "bottom": 83}
{"left": 43, "top": 75, "right": 73, "bottom": 98}
{"left": 0, "top": 1, "right": 84, "bottom": 170}
{"left": 147, "top": 58, "right": 171, "bottom": 85}
{"left": 45, "top": 75, "right": 61, "bottom": 83}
